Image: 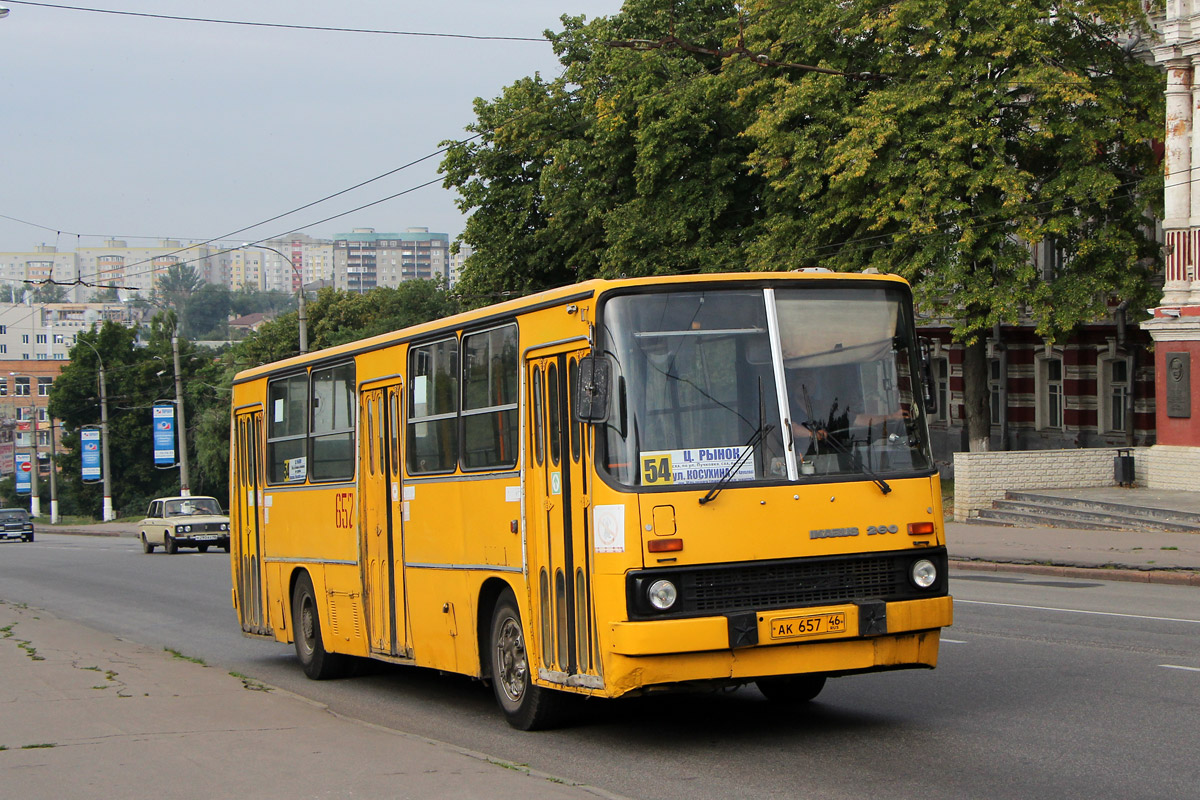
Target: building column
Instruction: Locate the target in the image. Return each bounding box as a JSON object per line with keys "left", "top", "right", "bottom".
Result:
{"left": 1164, "top": 58, "right": 1194, "bottom": 304}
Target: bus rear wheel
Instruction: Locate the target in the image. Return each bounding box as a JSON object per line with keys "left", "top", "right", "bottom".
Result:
{"left": 291, "top": 572, "right": 350, "bottom": 680}
{"left": 489, "top": 590, "right": 568, "bottom": 730}
{"left": 756, "top": 674, "right": 827, "bottom": 704}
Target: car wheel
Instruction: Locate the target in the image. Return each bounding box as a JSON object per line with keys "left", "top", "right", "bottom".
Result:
{"left": 291, "top": 572, "right": 350, "bottom": 680}
{"left": 23, "top": 532, "right": 34, "bottom": 543}
{"left": 164, "top": 531, "right": 178, "bottom": 554}
{"left": 489, "top": 589, "right": 569, "bottom": 730}
{"left": 755, "top": 674, "right": 827, "bottom": 704}
{"left": 197, "top": 544, "right": 209, "bottom": 553}
{"left": 141, "top": 534, "right": 154, "bottom": 554}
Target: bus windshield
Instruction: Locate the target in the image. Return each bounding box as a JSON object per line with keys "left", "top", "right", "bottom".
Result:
{"left": 597, "top": 283, "right": 933, "bottom": 488}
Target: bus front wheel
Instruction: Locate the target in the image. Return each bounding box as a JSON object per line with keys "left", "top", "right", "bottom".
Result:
{"left": 291, "top": 572, "right": 350, "bottom": 680}
{"left": 756, "top": 674, "right": 827, "bottom": 704}
{"left": 489, "top": 590, "right": 568, "bottom": 730}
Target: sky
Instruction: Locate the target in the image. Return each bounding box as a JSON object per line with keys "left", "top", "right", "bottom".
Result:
{"left": 0, "top": 0, "right": 626, "bottom": 254}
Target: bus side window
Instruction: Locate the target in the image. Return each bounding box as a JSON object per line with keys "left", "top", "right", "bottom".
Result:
{"left": 461, "top": 324, "right": 518, "bottom": 471}
{"left": 407, "top": 338, "right": 458, "bottom": 474}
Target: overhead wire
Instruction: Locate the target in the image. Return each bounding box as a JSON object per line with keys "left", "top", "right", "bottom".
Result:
{"left": 2, "top": 1, "right": 548, "bottom": 42}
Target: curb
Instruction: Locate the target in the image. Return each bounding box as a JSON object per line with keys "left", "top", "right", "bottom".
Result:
{"left": 950, "top": 558, "right": 1200, "bottom": 587}
{"left": 34, "top": 528, "right": 130, "bottom": 538}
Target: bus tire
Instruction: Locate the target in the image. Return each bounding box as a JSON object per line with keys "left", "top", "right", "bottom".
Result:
{"left": 164, "top": 532, "right": 178, "bottom": 554}
{"left": 291, "top": 572, "right": 350, "bottom": 680}
{"left": 488, "top": 590, "right": 567, "bottom": 730}
{"left": 141, "top": 534, "right": 154, "bottom": 554}
{"left": 756, "top": 674, "right": 827, "bottom": 704}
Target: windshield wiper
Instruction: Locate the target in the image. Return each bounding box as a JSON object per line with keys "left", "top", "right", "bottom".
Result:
{"left": 698, "top": 424, "right": 774, "bottom": 506}
{"left": 799, "top": 422, "right": 892, "bottom": 495}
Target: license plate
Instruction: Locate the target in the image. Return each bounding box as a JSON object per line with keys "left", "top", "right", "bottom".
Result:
{"left": 768, "top": 612, "right": 847, "bottom": 640}
{"left": 194, "top": 534, "right": 218, "bottom": 541}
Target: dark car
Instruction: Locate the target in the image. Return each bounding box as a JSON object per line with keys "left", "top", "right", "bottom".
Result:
{"left": 0, "top": 508, "right": 34, "bottom": 542}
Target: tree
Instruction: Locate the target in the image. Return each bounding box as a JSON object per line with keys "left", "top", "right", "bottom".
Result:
{"left": 441, "top": 0, "right": 1163, "bottom": 450}
{"left": 151, "top": 263, "right": 205, "bottom": 337}
{"left": 441, "top": 1, "right": 755, "bottom": 301}
{"left": 30, "top": 282, "right": 69, "bottom": 303}
{"left": 48, "top": 320, "right": 228, "bottom": 517}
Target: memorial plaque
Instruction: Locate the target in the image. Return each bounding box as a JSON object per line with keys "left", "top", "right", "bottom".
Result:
{"left": 1166, "top": 352, "right": 1191, "bottom": 418}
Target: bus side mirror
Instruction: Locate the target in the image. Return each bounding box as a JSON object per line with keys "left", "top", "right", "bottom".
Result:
{"left": 575, "top": 355, "right": 610, "bottom": 422}
{"left": 919, "top": 338, "right": 938, "bottom": 416}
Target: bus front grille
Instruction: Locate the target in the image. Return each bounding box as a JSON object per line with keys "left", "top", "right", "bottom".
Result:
{"left": 626, "top": 549, "right": 947, "bottom": 620}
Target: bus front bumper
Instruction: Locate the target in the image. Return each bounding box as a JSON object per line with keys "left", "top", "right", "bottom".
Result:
{"left": 608, "top": 595, "right": 952, "bottom": 656}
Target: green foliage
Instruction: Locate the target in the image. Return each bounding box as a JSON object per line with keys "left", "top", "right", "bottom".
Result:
{"left": 47, "top": 320, "right": 230, "bottom": 517}
{"left": 441, "top": 0, "right": 1164, "bottom": 442}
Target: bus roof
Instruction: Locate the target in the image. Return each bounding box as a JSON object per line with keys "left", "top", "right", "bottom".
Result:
{"left": 232, "top": 270, "right": 909, "bottom": 384}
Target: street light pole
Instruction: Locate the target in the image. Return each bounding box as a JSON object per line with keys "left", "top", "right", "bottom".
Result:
{"left": 10, "top": 373, "right": 39, "bottom": 518}
{"left": 242, "top": 243, "right": 307, "bottom": 354}
{"left": 172, "top": 334, "right": 190, "bottom": 497}
{"left": 78, "top": 337, "right": 114, "bottom": 522}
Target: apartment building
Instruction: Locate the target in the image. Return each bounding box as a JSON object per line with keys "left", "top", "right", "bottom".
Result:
{"left": 332, "top": 227, "right": 450, "bottom": 291}
{"left": 230, "top": 235, "right": 334, "bottom": 293}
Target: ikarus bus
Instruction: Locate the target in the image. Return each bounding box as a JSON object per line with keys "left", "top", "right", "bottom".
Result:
{"left": 229, "top": 271, "right": 952, "bottom": 729}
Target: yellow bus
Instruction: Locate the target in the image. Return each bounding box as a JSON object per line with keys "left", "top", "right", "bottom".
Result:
{"left": 229, "top": 272, "right": 953, "bottom": 729}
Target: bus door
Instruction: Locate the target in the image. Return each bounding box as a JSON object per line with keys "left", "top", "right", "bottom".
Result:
{"left": 359, "top": 381, "right": 408, "bottom": 658}
{"left": 233, "top": 407, "right": 269, "bottom": 636}
{"left": 526, "top": 348, "right": 598, "bottom": 684}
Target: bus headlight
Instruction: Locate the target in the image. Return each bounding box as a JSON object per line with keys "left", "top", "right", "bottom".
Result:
{"left": 910, "top": 559, "right": 937, "bottom": 588}
{"left": 647, "top": 579, "right": 678, "bottom": 610}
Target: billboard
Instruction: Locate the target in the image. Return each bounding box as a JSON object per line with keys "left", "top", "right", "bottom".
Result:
{"left": 81, "top": 426, "right": 102, "bottom": 482}
{"left": 15, "top": 452, "right": 31, "bottom": 495}
{"left": 153, "top": 403, "right": 176, "bottom": 467}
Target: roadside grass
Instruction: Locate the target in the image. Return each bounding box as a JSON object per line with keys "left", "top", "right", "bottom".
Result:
{"left": 165, "top": 648, "right": 206, "bottom": 666}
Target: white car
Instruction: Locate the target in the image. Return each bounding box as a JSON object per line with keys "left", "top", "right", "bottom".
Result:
{"left": 138, "top": 496, "right": 230, "bottom": 554}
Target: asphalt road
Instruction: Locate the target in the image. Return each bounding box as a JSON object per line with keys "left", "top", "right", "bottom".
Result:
{"left": 2, "top": 533, "right": 1198, "bottom": 800}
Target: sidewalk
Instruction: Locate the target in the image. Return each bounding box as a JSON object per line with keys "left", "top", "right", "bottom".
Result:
{"left": 946, "top": 520, "right": 1200, "bottom": 586}
{"left": 0, "top": 601, "right": 621, "bottom": 800}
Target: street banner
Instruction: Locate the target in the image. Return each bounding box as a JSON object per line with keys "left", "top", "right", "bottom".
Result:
{"left": 15, "top": 452, "right": 31, "bottom": 495}
{"left": 81, "top": 426, "right": 102, "bottom": 482}
{"left": 153, "top": 402, "right": 176, "bottom": 467}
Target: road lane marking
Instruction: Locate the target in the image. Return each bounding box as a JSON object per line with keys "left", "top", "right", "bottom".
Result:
{"left": 956, "top": 599, "right": 1200, "bottom": 625}
{"left": 941, "top": 638, "right": 969, "bottom": 644}
{"left": 1159, "top": 665, "right": 1200, "bottom": 672}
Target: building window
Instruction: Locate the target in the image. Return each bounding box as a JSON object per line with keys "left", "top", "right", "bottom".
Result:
{"left": 989, "top": 358, "right": 1003, "bottom": 426}
{"left": 38, "top": 377, "right": 51, "bottom": 397}
{"left": 0, "top": 381, "right": 6, "bottom": 396}
{"left": 15, "top": 377, "right": 30, "bottom": 396}
{"left": 0, "top": 325, "right": 6, "bottom": 334}
{"left": 53, "top": 334, "right": 65, "bottom": 344}
{"left": 21, "top": 334, "right": 29, "bottom": 344}
{"left": 931, "top": 357, "right": 950, "bottom": 423}
{"left": 1037, "top": 356, "right": 1064, "bottom": 430}
{"left": 0, "top": 344, "right": 6, "bottom": 354}
{"left": 1100, "top": 357, "right": 1130, "bottom": 433}
{"left": 36, "top": 334, "right": 47, "bottom": 344}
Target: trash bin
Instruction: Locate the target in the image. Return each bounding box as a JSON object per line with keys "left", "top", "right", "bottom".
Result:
{"left": 1114, "top": 448, "right": 1135, "bottom": 487}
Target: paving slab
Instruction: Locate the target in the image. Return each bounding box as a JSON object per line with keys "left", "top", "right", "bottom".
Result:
{"left": 0, "top": 601, "right": 622, "bottom": 800}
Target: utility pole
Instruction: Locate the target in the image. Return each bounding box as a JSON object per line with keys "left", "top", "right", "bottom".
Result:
{"left": 29, "top": 399, "right": 39, "bottom": 518}
{"left": 48, "top": 418, "right": 59, "bottom": 524}
{"left": 79, "top": 336, "right": 114, "bottom": 521}
{"left": 172, "top": 334, "right": 190, "bottom": 496}
{"left": 11, "top": 373, "right": 40, "bottom": 517}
